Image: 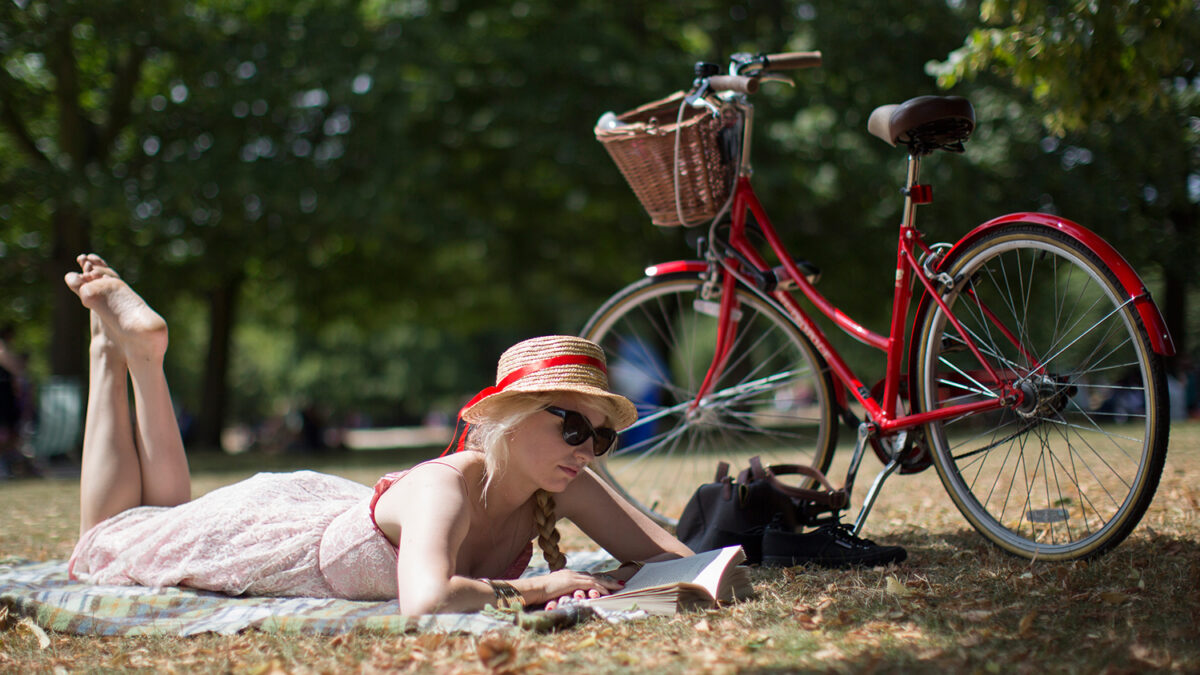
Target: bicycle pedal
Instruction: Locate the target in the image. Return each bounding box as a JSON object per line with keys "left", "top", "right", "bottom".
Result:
{"left": 773, "top": 260, "right": 821, "bottom": 289}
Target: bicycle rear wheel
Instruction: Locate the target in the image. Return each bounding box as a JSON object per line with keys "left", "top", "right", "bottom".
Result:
{"left": 912, "top": 224, "right": 1169, "bottom": 560}
{"left": 581, "top": 272, "right": 839, "bottom": 526}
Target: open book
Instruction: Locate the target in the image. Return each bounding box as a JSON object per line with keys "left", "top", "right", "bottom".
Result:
{"left": 585, "top": 546, "right": 751, "bottom": 615}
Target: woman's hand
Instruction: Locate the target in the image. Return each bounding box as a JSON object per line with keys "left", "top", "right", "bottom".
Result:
{"left": 522, "top": 569, "right": 623, "bottom": 610}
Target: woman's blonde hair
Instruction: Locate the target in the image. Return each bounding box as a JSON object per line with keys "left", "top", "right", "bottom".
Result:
{"left": 464, "top": 391, "right": 619, "bottom": 572}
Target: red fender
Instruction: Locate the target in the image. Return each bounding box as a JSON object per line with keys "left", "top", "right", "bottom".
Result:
{"left": 644, "top": 260, "right": 708, "bottom": 276}
{"left": 930, "top": 212, "right": 1174, "bottom": 356}
{"left": 643, "top": 260, "right": 852, "bottom": 411}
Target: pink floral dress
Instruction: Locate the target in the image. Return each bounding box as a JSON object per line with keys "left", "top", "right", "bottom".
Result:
{"left": 68, "top": 465, "right": 533, "bottom": 600}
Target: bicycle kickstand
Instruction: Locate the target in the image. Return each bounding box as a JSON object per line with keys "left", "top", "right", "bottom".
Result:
{"left": 841, "top": 422, "right": 905, "bottom": 536}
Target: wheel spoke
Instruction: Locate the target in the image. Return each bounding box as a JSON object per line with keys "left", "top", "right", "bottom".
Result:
{"left": 915, "top": 227, "right": 1165, "bottom": 560}
{"left": 583, "top": 277, "right": 838, "bottom": 525}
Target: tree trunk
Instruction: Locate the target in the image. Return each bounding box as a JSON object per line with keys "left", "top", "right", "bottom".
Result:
{"left": 49, "top": 207, "right": 90, "bottom": 379}
{"left": 193, "top": 274, "right": 243, "bottom": 451}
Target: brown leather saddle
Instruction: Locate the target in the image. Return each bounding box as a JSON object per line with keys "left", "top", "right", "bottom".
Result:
{"left": 868, "top": 95, "right": 975, "bottom": 154}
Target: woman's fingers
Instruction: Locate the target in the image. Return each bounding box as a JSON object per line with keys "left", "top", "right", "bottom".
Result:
{"left": 540, "top": 570, "right": 626, "bottom": 610}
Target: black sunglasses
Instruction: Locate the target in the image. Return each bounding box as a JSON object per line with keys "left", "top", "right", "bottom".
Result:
{"left": 544, "top": 406, "right": 618, "bottom": 457}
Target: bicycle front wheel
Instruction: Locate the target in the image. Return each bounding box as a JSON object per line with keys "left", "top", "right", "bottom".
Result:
{"left": 912, "top": 224, "right": 1169, "bottom": 560}
{"left": 582, "top": 272, "right": 839, "bottom": 526}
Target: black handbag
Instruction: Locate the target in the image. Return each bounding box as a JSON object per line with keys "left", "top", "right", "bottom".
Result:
{"left": 676, "top": 456, "right": 849, "bottom": 564}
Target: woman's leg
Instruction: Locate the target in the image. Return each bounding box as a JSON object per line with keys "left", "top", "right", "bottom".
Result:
{"left": 76, "top": 306, "right": 140, "bottom": 535}
{"left": 67, "top": 255, "right": 191, "bottom": 535}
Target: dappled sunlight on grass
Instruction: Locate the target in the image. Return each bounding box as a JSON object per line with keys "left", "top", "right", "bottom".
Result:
{"left": 2, "top": 423, "right": 1197, "bottom": 672}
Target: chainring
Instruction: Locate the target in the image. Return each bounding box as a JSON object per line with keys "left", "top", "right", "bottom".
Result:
{"left": 868, "top": 377, "right": 933, "bottom": 474}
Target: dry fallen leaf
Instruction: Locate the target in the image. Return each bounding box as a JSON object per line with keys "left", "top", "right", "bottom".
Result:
{"left": 1130, "top": 642, "right": 1170, "bottom": 668}
{"left": 1099, "top": 591, "right": 1129, "bottom": 605}
{"left": 263, "top": 659, "right": 291, "bottom": 675}
{"left": 693, "top": 619, "right": 711, "bottom": 633}
{"left": 792, "top": 604, "right": 821, "bottom": 631}
{"left": 885, "top": 575, "right": 912, "bottom": 597}
{"left": 17, "top": 617, "right": 49, "bottom": 649}
{"left": 1018, "top": 610, "right": 1037, "bottom": 638}
{"left": 477, "top": 633, "right": 517, "bottom": 670}
{"left": 575, "top": 635, "right": 598, "bottom": 649}
{"left": 813, "top": 645, "right": 844, "bottom": 661}
{"left": 414, "top": 633, "right": 451, "bottom": 651}
{"left": 961, "top": 609, "right": 995, "bottom": 622}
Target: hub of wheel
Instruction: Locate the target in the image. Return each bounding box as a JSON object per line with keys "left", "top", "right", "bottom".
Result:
{"left": 685, "top": 400, "right": 724, "bottom": 426}
{"left": 1014, "top": 375, "right": 1077, "bottom": 419}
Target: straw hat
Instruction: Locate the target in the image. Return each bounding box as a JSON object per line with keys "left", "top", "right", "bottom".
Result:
{"left": 460, "top": 335, "right": 638, "bottom": 430}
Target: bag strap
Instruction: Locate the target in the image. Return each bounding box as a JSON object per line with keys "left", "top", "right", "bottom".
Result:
{"left": 714, "top": 461, "right": 733, "bottom": 500}
{"left": 714, "top": 461, "right": 730, "bottom": 482}
{"left": 741, "top": 456, "right": 849, "bottom": 509}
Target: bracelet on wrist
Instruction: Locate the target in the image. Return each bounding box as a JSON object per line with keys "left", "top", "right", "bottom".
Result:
{"left": 485, "top": 579, "right": 525, "bottom": 610}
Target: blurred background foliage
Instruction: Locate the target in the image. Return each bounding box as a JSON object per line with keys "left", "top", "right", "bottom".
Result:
{"left": 1, "top": 0, "right": 1196, "bottom": 450}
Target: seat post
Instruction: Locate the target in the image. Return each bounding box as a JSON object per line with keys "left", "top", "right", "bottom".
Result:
{"left": 900, "top": 153, "right": 923, "bottom": 230}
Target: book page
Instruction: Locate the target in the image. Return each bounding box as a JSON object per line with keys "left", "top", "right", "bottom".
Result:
{"left": 622, "top": 546, "right": 744, "bottom": 596}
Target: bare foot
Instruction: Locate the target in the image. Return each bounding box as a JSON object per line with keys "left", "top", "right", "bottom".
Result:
{"left": 64, "top": 255, "right": 168, "bottom": 364}
{"left": 65, "top": 255, "right": 125, "bottom": 358}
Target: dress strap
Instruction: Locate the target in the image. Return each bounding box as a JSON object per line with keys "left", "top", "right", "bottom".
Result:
{"left": 500, "top": 542, "right": 534, "bottom": 580}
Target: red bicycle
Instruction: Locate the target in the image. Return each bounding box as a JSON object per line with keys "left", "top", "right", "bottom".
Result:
{"left": 583, "top": 51, "right": 1173, "bottom": 561}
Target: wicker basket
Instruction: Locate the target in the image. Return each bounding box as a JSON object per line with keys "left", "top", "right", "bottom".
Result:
{"left": 595, "top": 92, "right": 733, "bottom": 227}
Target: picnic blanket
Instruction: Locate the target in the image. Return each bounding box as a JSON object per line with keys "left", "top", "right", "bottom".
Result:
{"left": 0, "top": 551, "right": 617, "bottom": 637}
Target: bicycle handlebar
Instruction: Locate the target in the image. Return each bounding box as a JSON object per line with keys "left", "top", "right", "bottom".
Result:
{"left": 761, "top": 51, "right": 823, "bottom": 71}
{"left": 709, "top": 75, "right": 759, "bottom": 94}
{"left": 688, "top": 49, "right": 822, "bottom": 111}
{"left": 699, "top": 51, "right": 822, "bottom": 99}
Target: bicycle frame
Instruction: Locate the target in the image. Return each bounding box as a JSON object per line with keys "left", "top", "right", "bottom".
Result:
{"left": 712, "top": 171, "right": 1009, "bottom": 435}
{"left": 661, "top": 99, "right": 1175, "bottom": 443}
{"left": 600, "top": 53, "right": 1175, "bottom": 549}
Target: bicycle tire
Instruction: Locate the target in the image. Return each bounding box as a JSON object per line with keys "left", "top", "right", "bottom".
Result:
{"left": 912, "top": 224, "right": 1169, "bottom": 560}
{"left": 581, "top": 272, "right": 839, "bottom": 526}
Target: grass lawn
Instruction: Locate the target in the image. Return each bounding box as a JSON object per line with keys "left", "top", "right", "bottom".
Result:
{"left": 1, "top": 422, "right": 1197, "bottom": 673}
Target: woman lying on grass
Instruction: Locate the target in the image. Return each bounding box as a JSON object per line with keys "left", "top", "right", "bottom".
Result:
{"left": 64, "top": 254, "right": 692, "bottom": 615}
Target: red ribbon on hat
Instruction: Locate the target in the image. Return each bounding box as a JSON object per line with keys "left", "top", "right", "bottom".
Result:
{"left": 441, "top": 354, "right": 608, "bottom": 455}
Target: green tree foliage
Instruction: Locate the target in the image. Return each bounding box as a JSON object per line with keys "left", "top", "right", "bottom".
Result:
{"left": 0, "top": 2, "right": 178, "bottom": 379}
{"left": 3, "top": 0, "right": 1190, "bottom": 448}
{"left": 743, "top": 0, "right": 993, "bottom": 378}
{"left": 1, "top": 0, "right": 384, "bottom": 445}
{"left": 932, "top": 0, "right": 1195, "bottom": 134}
{"left": 929, "top": 0, "right": 1200, "bottom": 364}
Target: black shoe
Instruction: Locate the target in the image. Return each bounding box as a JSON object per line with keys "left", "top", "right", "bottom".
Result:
{"left": 762, "top": 523, "right": 907, "bottom": 568}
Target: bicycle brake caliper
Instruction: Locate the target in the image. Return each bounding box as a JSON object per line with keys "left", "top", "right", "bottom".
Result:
{"left": 921, "top": 243, "right": 956, "bottom": 292}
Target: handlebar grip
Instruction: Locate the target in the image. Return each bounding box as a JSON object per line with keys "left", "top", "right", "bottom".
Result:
{"left": 708, "top": 75, "right": 759, "bottom": 94}
{"left": 763, "top": 51, "right": 823, "bottom": 70}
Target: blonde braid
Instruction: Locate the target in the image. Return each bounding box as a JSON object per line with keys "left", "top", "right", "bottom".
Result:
{"left": 533, "top": 489, "right": 567, "bottom": 571}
